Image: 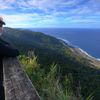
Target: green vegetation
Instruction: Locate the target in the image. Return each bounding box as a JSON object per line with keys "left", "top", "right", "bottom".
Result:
{"left": 2, "top": 27, "right": 100, "bottom": 100}
{"left": 19, "top": 52, "right": 91, "bottom": 100}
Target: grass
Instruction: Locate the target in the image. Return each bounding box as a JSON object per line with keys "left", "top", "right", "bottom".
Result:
{"left": 19, "top": 51, "right": 93, "bottom": 100}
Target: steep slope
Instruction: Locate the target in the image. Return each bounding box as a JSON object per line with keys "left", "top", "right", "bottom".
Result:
{"left": 1, "top": 27, "right": 100, "bottom": 100}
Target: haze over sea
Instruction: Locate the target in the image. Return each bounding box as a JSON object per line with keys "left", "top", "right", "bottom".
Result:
{"left": 29, "top": 28, "right": 100, "bottom": 59}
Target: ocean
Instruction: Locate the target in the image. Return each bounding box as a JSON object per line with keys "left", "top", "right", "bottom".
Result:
{"left": 29, "top": 28, "right": 100, "bottom": 59}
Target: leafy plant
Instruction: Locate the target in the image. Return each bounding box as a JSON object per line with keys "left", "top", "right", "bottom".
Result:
{"left": 19, "top": 52, "right": 93, "bottom": 100}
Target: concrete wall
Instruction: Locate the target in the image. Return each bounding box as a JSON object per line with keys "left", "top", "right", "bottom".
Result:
{"left": 3, "top": 57, "right": 40, "bottom": 100}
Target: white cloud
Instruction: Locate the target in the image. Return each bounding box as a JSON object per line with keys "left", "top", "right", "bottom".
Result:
{"left": 0, "top": 0, "right": 100, "bottom": 28}
{"left": 1, "top": 13, "right": 39, "bottom": 27}
{"left": 2, "top": 13, "right": 38, "bottom": 21}
{"left": 0, "top": 0, "right": 15, "bottom": 9}
{"left": 0, "top": 13, "right": 58, "bottom": 27}
{"left": 0, "top": 0, "right": 81, "bottom": 11}
{"left": 72, "top": 19, "right": 100, "bottom": 23}
{"left": 1, "top": 0, "right": 100, "bottom": 15}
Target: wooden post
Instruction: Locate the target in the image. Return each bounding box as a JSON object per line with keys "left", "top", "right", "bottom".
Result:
{"left": 3, "top": 57, "right": 40, "bottom": 100}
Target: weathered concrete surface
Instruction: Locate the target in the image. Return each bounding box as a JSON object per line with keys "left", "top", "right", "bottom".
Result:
{"left": 3, "top": 57, "right": 40, "bottom": 100}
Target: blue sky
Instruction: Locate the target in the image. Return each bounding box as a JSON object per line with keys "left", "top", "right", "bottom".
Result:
{"left": 0, "top": 0, "right": 100, "bottom": 28}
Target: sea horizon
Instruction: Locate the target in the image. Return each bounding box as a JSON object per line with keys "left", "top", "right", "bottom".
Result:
{"left": 25, "top": 28, "right": 100, "bottom": 59}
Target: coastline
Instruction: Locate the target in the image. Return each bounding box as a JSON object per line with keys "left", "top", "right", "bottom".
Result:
{"left": 30, "top": 28, "right": 100, "bottom": 62}
{"left": 59, "top": 38, "right": 100, "bottom": 62}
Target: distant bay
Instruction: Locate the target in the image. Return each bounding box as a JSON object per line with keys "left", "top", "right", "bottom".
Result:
{"left": 29, "top": 28, "right": 100, "bottom": 58}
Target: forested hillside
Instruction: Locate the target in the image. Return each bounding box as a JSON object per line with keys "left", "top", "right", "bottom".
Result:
{"left": 1, "top": 27, "right": 100, "bottom": 100}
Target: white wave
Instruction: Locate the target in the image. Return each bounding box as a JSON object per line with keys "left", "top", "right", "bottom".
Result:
{"left": 76, "top": 48, "right": 100, "bottom": 61}
{"left": 78, "top": 48, "right": 90, "bottom": 56}
{"left": 59, "top": 38, "right": 100, "bottom": 62}
{"left": 58, "top": 38, "right": 77, "bottom": 47}
{"left": 59, "top": 38, "right": 92, "bottom": 57}
{"left": 58, "top": 38, "right": 71, "bottom": 44}
{"left": 78, "top": 48, "right": 95, "bottom": 58}
{"left": 97, "top": 59, "right": 100, "bottom": 61}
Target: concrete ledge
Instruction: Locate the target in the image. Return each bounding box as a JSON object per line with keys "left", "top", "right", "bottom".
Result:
{"left": 3, "top": 57, "right": 40, "bottom": 100}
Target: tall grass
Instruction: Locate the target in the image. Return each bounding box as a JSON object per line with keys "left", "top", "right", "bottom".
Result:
{"left": 19, "top": 51, "right": 93, "bottom": 100}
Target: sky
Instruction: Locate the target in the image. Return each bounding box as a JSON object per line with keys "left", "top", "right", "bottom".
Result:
{"left": 0, "top": 0, "right": 100, "bottom": 28}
